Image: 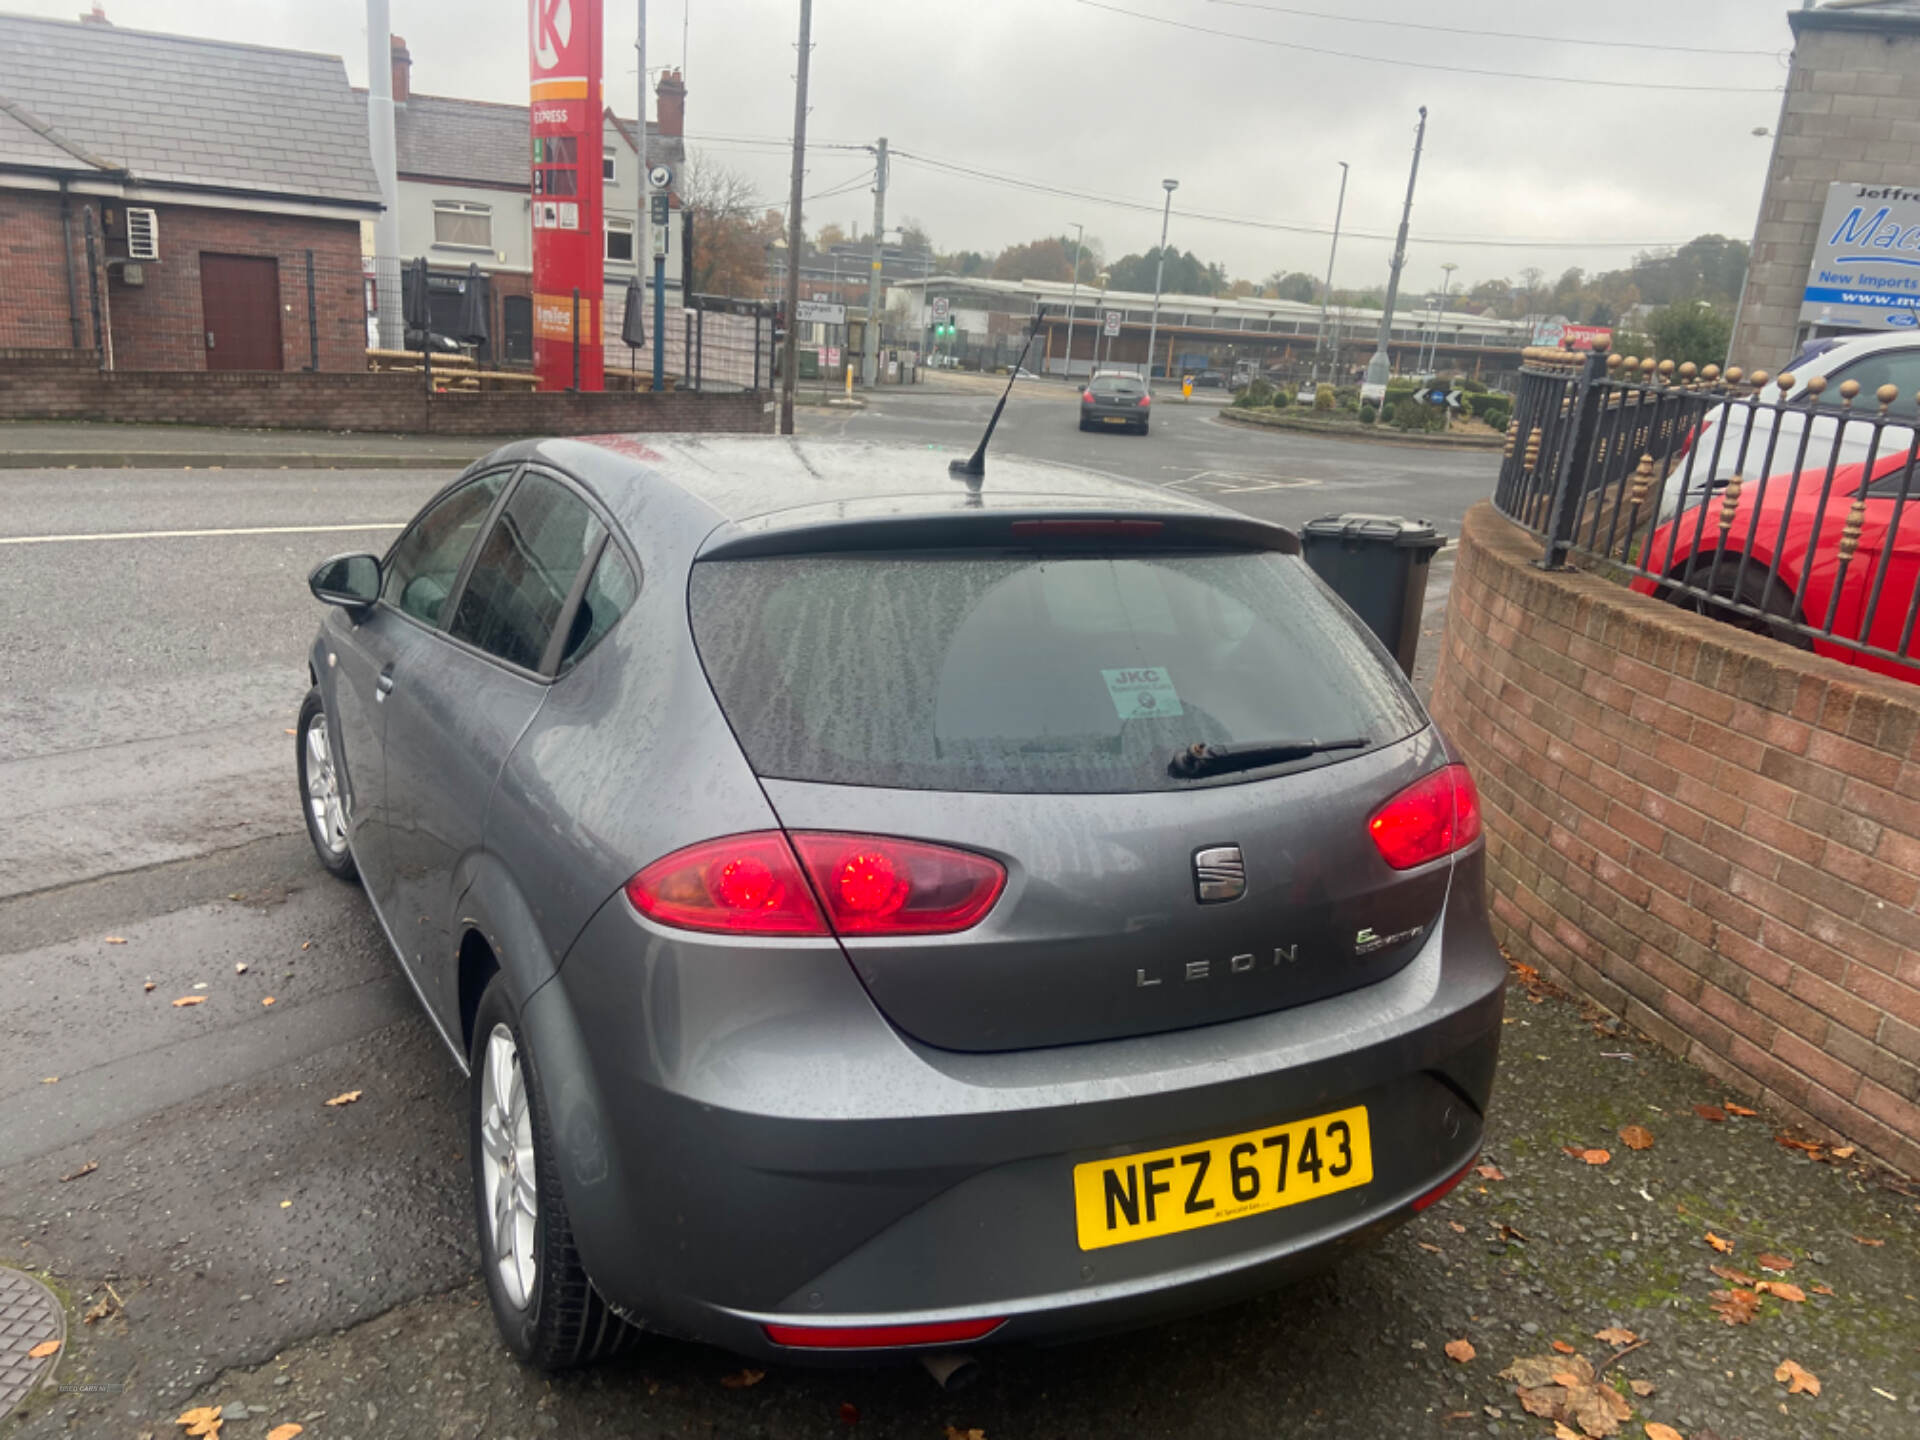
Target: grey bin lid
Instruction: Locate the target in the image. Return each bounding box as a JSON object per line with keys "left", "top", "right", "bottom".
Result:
{"left": 1300, "top": 513, "right": 1445, "bottom": 549}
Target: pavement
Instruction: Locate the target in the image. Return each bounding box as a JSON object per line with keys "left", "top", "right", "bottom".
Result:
{"left": 3, "top": 384, "right": 1916, "bottom": 1440}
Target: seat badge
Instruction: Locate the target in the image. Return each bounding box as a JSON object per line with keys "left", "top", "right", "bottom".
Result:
{"left": 1193, "top": 845, "right": 1245, "bottom": 903}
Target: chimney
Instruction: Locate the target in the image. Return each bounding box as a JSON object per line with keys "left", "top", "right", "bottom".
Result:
{"left": 390, "top": 35, "right": 411, "bottom": 104}
{"left": 654, "top": 67, "right": 686, "bottom": 139}
{"left": 78, "top": 4, "right": 110, "bottom": 24}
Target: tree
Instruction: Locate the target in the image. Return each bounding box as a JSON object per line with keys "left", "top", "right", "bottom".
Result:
{"left": 1266, "top": 270, "right": 1320, "bottom": 303}
{"left": 935, "top": 248, "right": 990, "bottom": 276}
{"left": 989, "top": 234, "right": 1106, "bottom": 283}
{"left": 815, "top": 221, "right": 848, "bottom": 248}
{"left": 1107, "top": 247, "right": 1225, "bottom": 296}
{"left": 1519, "top": 266, "right": 1546, "bottom": 325}
{"left": 897, "top": 215, "right": 933, "bottom": 257}
{"left": 1646, "top": 301, "right": 1733, "bottom": 366}
{"left": 679, "top": 152, "right": 770, "bottom": 298}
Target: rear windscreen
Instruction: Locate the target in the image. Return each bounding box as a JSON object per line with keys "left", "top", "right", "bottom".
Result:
{"left": 689, "top": 551, "right": 1425, "bottom": 794}
{"left": 1091, "top": 376, "right": 1143, "bottom": 396}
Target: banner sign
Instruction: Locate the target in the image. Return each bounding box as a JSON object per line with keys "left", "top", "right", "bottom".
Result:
{"left": 529, "top": 0, "right": 605, "bottom": 390}
{"left": 1802, "top": 182, "right": 1920, "bottom": 332}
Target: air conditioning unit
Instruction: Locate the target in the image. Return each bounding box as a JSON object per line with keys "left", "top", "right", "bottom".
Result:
{"left": 121, "top": 263, "right": 146, "bottom": 287}
{"left": 126, "top": 207, "right": 159, "bottom": 262}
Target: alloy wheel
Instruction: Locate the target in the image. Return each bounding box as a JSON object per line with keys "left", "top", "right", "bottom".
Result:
{"left": 479, "top": 1023, "right": 539, "bottom": 1310}
{"left": 304, "top": 715, "right": 348, "bottom": 856}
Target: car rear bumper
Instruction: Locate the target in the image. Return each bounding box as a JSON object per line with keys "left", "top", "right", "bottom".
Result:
{"left": 522, "top": 849, "right": 1504, "bottom": 1359}
{"left": 1082, "top": 403, "right": 1148, "bottom": 427}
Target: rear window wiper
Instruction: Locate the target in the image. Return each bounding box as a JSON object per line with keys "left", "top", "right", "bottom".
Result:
{"left": 1168, "top": 736, "right": 1369, "bottom": 780}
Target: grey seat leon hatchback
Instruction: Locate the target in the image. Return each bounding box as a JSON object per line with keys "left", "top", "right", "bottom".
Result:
{"left": 298, "top": 436, "right": 1503, "bottom": 1370}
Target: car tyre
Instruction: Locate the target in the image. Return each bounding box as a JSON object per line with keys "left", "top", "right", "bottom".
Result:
{"left": 1078, "top": 416, "right": 1090, "bottom": 432}
{"left": 1666, "top": 558, "right": 1812, "bottom": 651}
{"left": 296, "top": 687, "right": 357, "bottom": 882}
{"left": 470, "top": 975, "right": 635, "bottom": 1370}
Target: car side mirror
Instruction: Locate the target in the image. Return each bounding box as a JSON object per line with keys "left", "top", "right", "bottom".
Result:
{"left": 309, "top": 552, "right": 381, "bottom": 612}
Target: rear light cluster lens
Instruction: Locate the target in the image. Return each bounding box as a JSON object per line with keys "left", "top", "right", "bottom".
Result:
{"left": 1081, "top": 389, "right": 1096, "bottom": 403}
{"left": 1137, "top": 393, "right": 1151, "bottom": 407}
{"left": 1367, "top": 762, "right": 1483, "bottom": 870}
{"left": 763, "top": 1316, "right": 1006, "bottom": 1349}
{"left": 626, "top": 831, "right": 1006, "bottom": 937}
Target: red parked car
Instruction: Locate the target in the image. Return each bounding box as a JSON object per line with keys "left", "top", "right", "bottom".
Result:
{"left": 1636, "top": 449, "right": 1920, "bottom": 686}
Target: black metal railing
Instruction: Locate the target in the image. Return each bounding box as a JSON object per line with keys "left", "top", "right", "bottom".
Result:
{"left": 1493, "top": 346, "right": 1920, "bottom": 677}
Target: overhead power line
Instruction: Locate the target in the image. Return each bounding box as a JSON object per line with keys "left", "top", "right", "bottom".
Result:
{"left": 1204, "top": 0, "right": 1784, "bottom": 59}
{"left": 888, "top": 149, "right": 1695, "bottom": 251}
{"left": 1070, "top": 0, "right": 1782, "bottom": 93}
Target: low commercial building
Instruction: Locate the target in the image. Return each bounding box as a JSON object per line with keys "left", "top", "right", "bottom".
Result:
{"left": 0, "top": 11, "right": 381, "bottom": 371}
{"left": 885, "top": 276, "right": 1529, "bottom": 381}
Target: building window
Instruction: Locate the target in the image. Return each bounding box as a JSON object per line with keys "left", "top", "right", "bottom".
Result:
{"left": 606, "top": 218, "right": 634, "bottom": 264}
{"left": 433, "top": 201, "right": 492, "bottom": 250}
{"left": 603, "top": 153, "right": 616, "bottom": 182}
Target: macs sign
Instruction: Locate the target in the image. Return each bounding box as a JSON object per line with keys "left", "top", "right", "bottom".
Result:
{"left": 1801, "top": 182, "right": 1920, "bottom": 331}
{"left": 528, "top": 0, "right": 605, "bottom": 390}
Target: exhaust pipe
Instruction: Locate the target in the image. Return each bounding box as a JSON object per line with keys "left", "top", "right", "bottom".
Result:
{"left": 921, "top": 1351, "right": 982, "bottom": 1392}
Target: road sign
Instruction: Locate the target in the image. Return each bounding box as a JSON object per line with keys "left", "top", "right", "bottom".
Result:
{"left": 931, "top": 296, "right": 951, "bottom": 321}
{"left": 648, "top": 164, "right": 674, "bottom": 191}
{"left": 795, "top": 299, "right": 847, "bottom": 325}
{"left": 1103, "top": 309, "right": 1121, "bottom": 337}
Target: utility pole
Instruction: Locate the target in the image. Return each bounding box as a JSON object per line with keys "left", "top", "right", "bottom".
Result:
{"left": 779, "top": 0, "right": 811, "bottom": 435}
{"left": 1431, "top": 260, "right": 1457, "bottom": 374}
{"left": 1365, "top": 105, "right": 1426, "bottom": 396}
{"left": 862, "top": 136, "right": 886, "bottom": 387}
{"left": 1314, "top": 161, "right": 1347, "bottom": 386}
{"left": 1063, "top": 222, "right": 1083, "bottom": 383}
{"left": 365, "top": 0, "right": 401, "bottom": 348}
{"left": 1144, "top": 178, "right": 1178, "bottom": 389}
{"left": 635, "top": 0, "right": 656, "bottom": 390}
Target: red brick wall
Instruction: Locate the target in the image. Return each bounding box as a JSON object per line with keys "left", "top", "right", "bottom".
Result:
{"left": 1432, "top": 502, "right": 1920, "bottom": 1176}
{"left": 0, "top": 356, "right": 774, "bottom": 435}
{"left": 0, "top": 193, "right": 368, "bottom": 371}
{"left": 0, "top": 192, "right": 89, "bottom": 351}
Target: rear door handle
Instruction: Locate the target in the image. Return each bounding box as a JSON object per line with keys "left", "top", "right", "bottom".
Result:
{"left": 376, "top": 665, "right": 396, "bottom": 700}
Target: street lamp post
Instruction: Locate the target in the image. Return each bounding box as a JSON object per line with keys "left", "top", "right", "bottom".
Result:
{"left": 1062, "top": 222, "right": 1084, "bottom": 383}
{"left": 1430, "top": 261, "right": 1457, "bottom": 374}
{"left": 1144, "top": 178, "right": 1178, "bottom": 389}
{"left": 1095, "top": 271, "right": 1111, "bottom": 370}
{"left": 1315, "top": 160, "right": 1348, "bottom": 387}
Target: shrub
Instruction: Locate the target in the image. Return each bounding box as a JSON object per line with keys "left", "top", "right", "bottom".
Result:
{"left": 1271, "top": 388, "right": 1292, "bottom": 409}
{"left": 1230, "top": 378, "right": 1274, "bottom": 409}
{"left": 1314, "top": 384, "right": 1336, "bottom": 412}
{"left": 1359, "top": 401, "right": 1378, "bottom": 425}
{"left": 1393, "top": 394, "right": 1449, "bottom": 433}
{"left": 1380, "top": 402, "right": 1396, "bottom": 423}
{"left": 1466, "top": 392, "right": 1511, "bottom": 430}
{"left": 1460, "top": 376, "right": 1489, "bottom": 395}
{"left": 1333, "top": 385, "right": 1361, "bottom": 412}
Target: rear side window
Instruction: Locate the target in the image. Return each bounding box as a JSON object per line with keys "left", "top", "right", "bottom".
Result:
{"left": 450, "top": 472, "right": 605, "bottom": 670}
{"left": 558, "top": 544, "right": 638, "bottom": 673}
{"left": 690, "top": 551, "right": 1424, "bottom": 793}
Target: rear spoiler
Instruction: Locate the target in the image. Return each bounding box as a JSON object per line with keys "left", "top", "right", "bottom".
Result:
{"left": 697, "top": 508, "right": 1301, "bottom": 561}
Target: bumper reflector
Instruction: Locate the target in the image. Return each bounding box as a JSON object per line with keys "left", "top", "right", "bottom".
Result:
{"left": 763, "top": 1316, "right": 1006, "bottom": 1349}
{"left": 1411, "top": 1153, "right": 1480, "bottom": 1212}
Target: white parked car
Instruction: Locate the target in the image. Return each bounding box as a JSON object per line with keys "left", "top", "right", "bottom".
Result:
{"left": 1659, "top": 332, "right": 1920, "bottom": 517}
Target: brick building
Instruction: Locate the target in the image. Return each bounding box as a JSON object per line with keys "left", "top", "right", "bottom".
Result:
{"left": 0, "top": 11, "right": 381, "bottom": 371}
{"left": 1730, "top": 0, "right": 1920, "bottom": 368}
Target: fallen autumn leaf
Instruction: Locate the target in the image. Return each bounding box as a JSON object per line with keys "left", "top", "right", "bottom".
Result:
{"left": 1594, "top": 1328, "right": 1638, "bottom": 1346}
{"left": 261, "top": 996, "right": 276, "bottom": 1006}
{"left": 27, "top": 1339, "right": 59, "bottom": 1359}
{"left": 720, "top": 1368, "right": 765, "bottom": 1389}
{"left": 1551, "top": 1339, "right": 1576, "bottom": 1354}
{"left": 1722, "top": 1102, "right": 1757, "bottom": 1116}
{"left": 1475, "top": 1163, "right": 1505, "bottom": 1181}
{"left": 1709, "top": 1289, "right": 1761, "bottom": 1326}
{"left": 171, "top": 996, "right": 206, "bottom": 1008}
{"left": 59, "top": 1161, "right": 97, "bottom": 1182}
{"left": 104, "top": 936, "right": 126, "bottom": 945}
{"left": 143, "top": 981, "right": 155, "bottom": 992}
{"left": 1628, "top": 1380, "right": 1656, "bottom": 1398}
{"left": 1756, "top": 1252, "right": 1793, "bottom": 1272}
{"left": 1693, "top": 1103, "right": 1726, "bottom": 1123}
{"left": 266, "top": 1426, "right": 304, "bottom": 1440}
{"left": 1774, "top": 1359, "right": 1820, "bottom": 1397}
{"left": 1710, "top": 1263, "right": 1758, "bottom": 1286}
{"left": 1643, "top": 1424, "right": 1684, "bottom": 1440}
{"left": 1705, "top": 1232, "right": 1733, "bottom": 1253}
{"left": 1618, "top": 1125, "right": 1655, "bottom": 1151}
{"left": 944, "top": 1428, "right": 986, "bottom": 1440}
{"left": 1829, "top": 1144, "right": 1855, "bottom": 1159}
{"left": 1852, "top": 1234, "right": 1885, "bottom": 1247}
{"left": 1758, "top": 1281, "right": 1805, "bottom": 1303}
{"left": 323, "top": 1090, "right": 362, "bottom": 1107}
{"left": 1445, "top": 1338, "right": 1476, "bottom": 1363}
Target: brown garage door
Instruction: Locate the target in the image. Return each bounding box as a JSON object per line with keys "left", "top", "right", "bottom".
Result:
{"left": 200, "top": 254, "right": 282, "bottom": 370}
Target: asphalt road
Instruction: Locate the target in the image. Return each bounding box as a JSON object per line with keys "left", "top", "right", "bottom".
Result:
{"left": 34, "top": 392, "right": 1907, "bottom": 1440}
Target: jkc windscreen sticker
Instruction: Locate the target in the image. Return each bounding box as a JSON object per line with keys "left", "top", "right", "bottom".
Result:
{"left": 1102, "top": 667, "right": 1183, "bottom": 720}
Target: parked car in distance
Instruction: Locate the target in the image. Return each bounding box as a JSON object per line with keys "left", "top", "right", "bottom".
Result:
{"left": 298, "top": 438, "right": 1503, "bottom": 1370}
{"left": 1638, "top": 445, "right": 1920, "bottom": 685}
{"left": 1080, "top": 371, "right": 1153, "bottom": 433}
{"left": 1659, "top": 331, "right": 1920, "bottom": 519}
{"left": 1194, "top": 371, "right": 1228, "bottom": 389}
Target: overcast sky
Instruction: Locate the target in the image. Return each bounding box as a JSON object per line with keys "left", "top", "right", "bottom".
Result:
{"left": 13, "top": 0, "right": 1795, "bottom": 293}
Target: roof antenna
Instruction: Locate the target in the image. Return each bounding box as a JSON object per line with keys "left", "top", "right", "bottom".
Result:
{"left": 950, "top": 304, "right": 1048, "bottom": 481}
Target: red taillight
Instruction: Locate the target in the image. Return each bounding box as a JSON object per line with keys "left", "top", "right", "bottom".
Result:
{"left": 763, "top": 1316, "right": 1006, "bottom": 1349}
{"left": 1367, "top": 763, "right": 1482, "bottom": 870}
{"left": 1138, "top": 393, "right": 1152, "bottom": 406}
{"left": 627, "top": 832, "right": 1005, "bottom": 937}
{"left": 625, "top": 832, "right": 828, "bottom": 935}
{"left": 1082, "top": 389, "right": 1096, "bottom": 403}
{"left": 1411, "top": 1153, "right": 1479, "bottom": 1212}
{"left": 790, "top": 833, "right": 1006, "bottom": 935}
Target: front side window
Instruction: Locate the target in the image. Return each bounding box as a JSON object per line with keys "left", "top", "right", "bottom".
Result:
{"left": 449, "top": 472, "right": 605, "bottom": 670}
{"left": 558, "top": 545, "right": 638, "bottom": 673}
{"left": 382, "top": 471, "right": 509, "bottom": 626}
{"left": 433, "top": 201, "right": 492, "bottom": 249}
{"left": 1821, "top": 348, "right": 1920, "bottom": 418}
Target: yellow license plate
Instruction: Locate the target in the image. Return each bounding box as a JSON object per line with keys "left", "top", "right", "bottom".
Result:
{"left": 1072, "top": 1105, "right": 1372, "bottom": 1250}
{"left": 1103, "top": 415, "right": 1128, "bottom": 424}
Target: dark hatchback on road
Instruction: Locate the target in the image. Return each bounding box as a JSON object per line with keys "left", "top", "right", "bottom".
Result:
{"left": 1079, "top": 372, "right": 1153, "bottom": 433}
{"left": 298, "top": 437, "right": 1504, "bottom": 1369}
